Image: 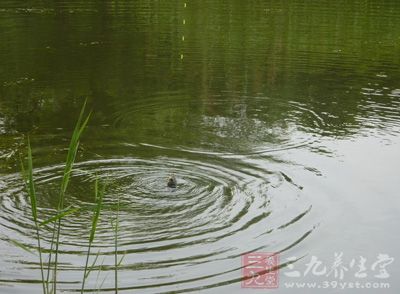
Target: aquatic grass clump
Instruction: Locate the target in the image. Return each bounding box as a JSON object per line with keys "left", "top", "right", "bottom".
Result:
{"left": 52, "top": 100, "right": 91, "bottom": 291}
{"left": 18, "top": 100, "right": 123, "bottom": 294}
{"left": 18, "top": 100, "right": 100, "bottom": 294}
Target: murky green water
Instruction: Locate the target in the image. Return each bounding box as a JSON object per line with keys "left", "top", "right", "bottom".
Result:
{"left": 1, "top": 1, "right": 400, "bottom": 293}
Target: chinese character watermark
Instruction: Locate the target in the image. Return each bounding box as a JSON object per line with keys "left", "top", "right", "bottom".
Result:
{"left": 241, "top": 252, "right": 394, "bottom": 289}
{"left": 242, "top": 252, "right": 279, "bottom": 288}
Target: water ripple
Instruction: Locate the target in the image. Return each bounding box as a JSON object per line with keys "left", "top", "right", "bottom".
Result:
{"left": 0, "top": 151, "right": 315, "bottom": 292}
{"left": 113, "top": 93, "right": 325, "bottom": 156}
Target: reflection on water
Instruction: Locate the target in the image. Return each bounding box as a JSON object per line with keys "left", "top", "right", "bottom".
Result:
{"left": 113, "top": 93, "right": 325, "bottom": 155}
{"left": 0, "top": 0, "right": 400, "bottom": 293}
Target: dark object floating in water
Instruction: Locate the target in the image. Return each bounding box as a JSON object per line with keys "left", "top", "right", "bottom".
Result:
{"left": 167, "top": 175, "right": 177, "bottom": 188}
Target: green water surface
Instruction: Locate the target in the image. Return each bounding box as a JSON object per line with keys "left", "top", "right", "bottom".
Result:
{"left": 0, "top": 1, "right": 399, "bottom": 293}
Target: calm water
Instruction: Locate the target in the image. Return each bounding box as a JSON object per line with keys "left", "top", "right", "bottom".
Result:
{"left": 0, "top": 1, "right": 400, "bottom": 293}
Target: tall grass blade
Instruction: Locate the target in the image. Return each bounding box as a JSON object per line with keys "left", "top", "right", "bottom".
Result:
{"left": 26, "top": 141, "right": 37, "bottom": 220}
{"left": 89, "top": 180, "right": 104, "bottom": 244}
{"left": 61, "top": 106, "right": 91, "bottom": 194}
{"left": 85, "top": 250, "right": 101, "bottom": 279}
{"left": 117, "top": 254, "right": 125, "bottom": 267}
{"left": 81, "top": 179, "right": 104, "bottom": 293}
{"left": 49, "top": 100, "right": 91, "bottom": 294}
{"left": 39, "top": 206, "right": 80, "bottom": 227}
{"left": 8, "top": 239, "right": 35, "bottom": 255}
{"left": 20, "top": 139, "right": 47, "bottom": 294}
{"left": 114, "top": 196, "right": 120, "bottom": 294}
{"left": 95, "top": 257, "right": 108, "bottom": 294}
{"left": 97, "top": 273, "right": 109, "bottom": 293}
{"left": 45, "top": 225, "right": 56, "bottom": 294}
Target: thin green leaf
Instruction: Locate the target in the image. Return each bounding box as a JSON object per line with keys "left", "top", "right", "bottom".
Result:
{"left": 60, "top": 100, "right": 90, "bottom": 196}
{"left": 85, "top": 250, "right": 101, "bottom": 279}
{"left": 39, "top": 206, "right": 81, "bottom": 227}
{"left": 97, "top": 273, "right": 109, "bottom": 293}
{"left": 117, "top": 254, "right": 125, "bottom": 267}
{"left": 82, "top": 179, "right": 105, "bottom": 293}
{"left": 27, "top": 138, "right": 38, "bottom": 221}
{"left": 8, "top": 239, "right": 35, "bottom": 255}
{"left": 19, "top": 154, "right": 28, "bottom": 188}
{"left": 52, "top": 99, "right": 91, "bottom": 293}
{"left": 114, "top": 196, "right": 120, "bottom": 294}
{"left": 95, "top": 257, "right": 108, "bottom": 293}
{"left": 90, "top": 180, "right": 104, "bottom": 243}
{"left": 95, "top": 257, "right": 106, "bottom": 285}
{"left": 21, "top": 139, "right": 48, "bottom": 294}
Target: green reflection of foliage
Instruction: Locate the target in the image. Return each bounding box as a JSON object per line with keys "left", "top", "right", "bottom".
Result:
{"left": 0, "top": 0, "right": 399, "bottom": 156}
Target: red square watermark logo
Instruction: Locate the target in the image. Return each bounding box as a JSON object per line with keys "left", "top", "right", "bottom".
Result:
{"left": 242, "top": 252, "right": 279, "bottom": 288}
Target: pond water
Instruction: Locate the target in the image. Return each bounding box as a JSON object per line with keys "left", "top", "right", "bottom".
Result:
{"left": 0, "top": 1, "right": 400, "bottom": 293}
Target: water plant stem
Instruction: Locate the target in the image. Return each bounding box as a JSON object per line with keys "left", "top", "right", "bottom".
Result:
{"left": 114, "top": 196, "right": 120, "bottom": 294}
{"left": 82, "top": 179, "right": 104, "bottom": 293}
{"left": 21, "top": 139, "right": 47, "bottom": 294}
{"left": 46, "top": 100, "right": 91, "bottom": 294}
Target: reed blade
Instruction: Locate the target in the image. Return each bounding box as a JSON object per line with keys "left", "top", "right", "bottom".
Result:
{"left": 8, "top": 239, "right": 35, "bottom": 255}
{"left": 114, "top": 196, "right": 120, "bottom": 294}
{"left": 49, "top": 100, "right": 90, "bottom": 294}
{"left": 81, "top": 179, "right": 104, "bottom": 293}
{"left": 39, "top": 206, "right": 80, "bottom": 227}
{"left": 20, "top": 138, "right": 47, "bottom": 294}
